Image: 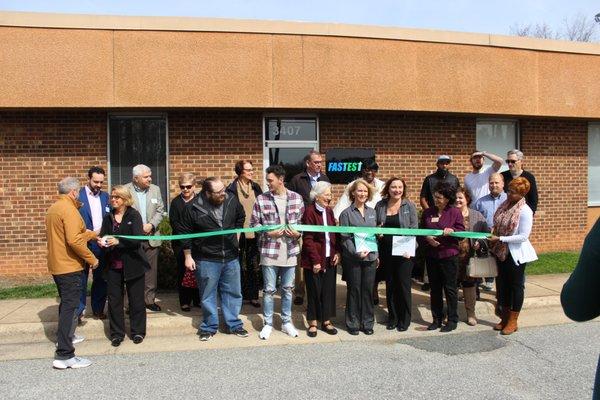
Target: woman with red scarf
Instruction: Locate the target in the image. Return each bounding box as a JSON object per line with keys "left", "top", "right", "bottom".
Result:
{"left": 489, "top": 177, "right": 538, "bottom": 335}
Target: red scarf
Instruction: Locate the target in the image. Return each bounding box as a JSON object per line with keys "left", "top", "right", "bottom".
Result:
{"left": 490, "top": 197, "right": 526, "bottom": 261}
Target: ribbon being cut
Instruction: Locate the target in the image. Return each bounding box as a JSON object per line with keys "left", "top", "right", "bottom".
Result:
{"left": 112, "top": 224, "right": 490, "bottom": 241}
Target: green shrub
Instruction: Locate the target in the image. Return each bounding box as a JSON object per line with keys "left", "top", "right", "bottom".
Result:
{"left": 157, "top": 216, "right": 178, "bottom": 290}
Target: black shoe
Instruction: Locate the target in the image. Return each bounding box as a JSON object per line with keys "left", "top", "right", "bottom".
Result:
{"left": 111, "top": 337, "right": 123, "bottom": 347}
{"left": 427, "top": 320, "right": 441, "bottom": 331}
{"left": 180, "top": 305, "right": 191, "bottom": 312}
{"left": 362, "top": 328, "right": 374, "bottom": 335}
{"left": 199, "top": 331, "right": 215, "bottom": 341}
{"left": 229, "top": 327, "right": 249, "bottom": 338}
{"left": 347, "top": 329, "right": 359, "bottom": 336}
{"left": 132, "top": 335, "right": 144, "bottom": 344}
{"left": 307, "top": 326, "right": 318, "bottom": 338}
{"left": 441, "top": 322, "right": 457, "bottom": 333}
{"left": 421, "top": 283, "right": 430, "bottom": 291}
{"left": 386, "top": 324, "right": 396, "bottom": 330}
{"left": 397, "top": 324, "right": 408, "bottom": 332}
{"left": 321, "top": 323, "right": 338, "bottom": 335}
{"left": 293, "top": 296, "right": 304, "bottom": 306}
{"left": 146, "top": 303, "right": 161, "bottom": 312}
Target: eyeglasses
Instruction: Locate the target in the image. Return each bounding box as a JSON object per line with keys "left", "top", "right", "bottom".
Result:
{"left": 180, "top": 185, "right": 193, "bottom": 190}
{"left": 505, "top": 159, "right": 518, "bottom": 164}
{"left": 243, "top": 168, "right": 254, "bottom": 172}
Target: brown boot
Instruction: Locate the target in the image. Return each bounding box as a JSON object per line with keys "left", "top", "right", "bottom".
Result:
{"left": 493, "top": 307, "right": 509, "bottom": 331}
{"left": 463, "top": 286, "right": 477, "bottom": 326}
{"left": 501, "top": 311, "right": 520, "bottom": 335}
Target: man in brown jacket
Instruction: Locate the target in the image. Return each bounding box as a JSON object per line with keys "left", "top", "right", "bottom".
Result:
{"left": 46, "top": 177, "right": 98, "bottom": 369}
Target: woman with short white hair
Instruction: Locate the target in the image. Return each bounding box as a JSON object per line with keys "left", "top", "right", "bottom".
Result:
{"left": 300, "top": 181, "right": 341, "bottom": 337}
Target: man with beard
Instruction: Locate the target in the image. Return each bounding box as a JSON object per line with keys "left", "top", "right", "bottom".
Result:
{"left": 77, "top": 166, "right": 110, "bottom": 322}
{"left": 464, "top": 150, "right": 503, "bottom": 203}
{"left": 333, "top": 159, "right": 385, "bottom": 220}
{"left": 419, "top": 155, "right": 460, "bottom": 210}
{"left": 181, "top": 177, "right": 248, "bottom": 341}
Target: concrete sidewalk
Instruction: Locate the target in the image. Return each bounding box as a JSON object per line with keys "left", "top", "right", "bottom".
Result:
{"left": 0, "top": 273, "right": 576, "bottom": 361}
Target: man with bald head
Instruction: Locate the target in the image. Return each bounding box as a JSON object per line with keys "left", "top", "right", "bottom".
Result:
{"left": 473, "top": 173, "right": 508, "bottom": 229}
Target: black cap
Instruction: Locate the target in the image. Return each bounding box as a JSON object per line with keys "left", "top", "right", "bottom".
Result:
{"left": 363, "top": 159, "right": 379, "bottom": 171}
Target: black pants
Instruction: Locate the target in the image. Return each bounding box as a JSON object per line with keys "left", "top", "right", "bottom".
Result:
{"left": 107, "top": 269, "right": 147, "bottom": 340}
{"left": 53, "top": 271, "right": 83, "bottom": 360}
{"left": 239, "top": 236, "right": 261, "bottom": 301}
{"left": 344, "top": 259, "right": 377, "bottom": 330}
{"left": 175, "top": 248, "right": 200, "bottom": 307}
{"left": 496, "top": 253, "right": 526, "bottom": 312}
{"left": 426, "top": 256, "right": 459, "bottom": 323}
{"left": 384, "top": 255, "right": 414, "bottom": 329}
{"left": 304, "top": 261, "right": 337, "bottom": 322}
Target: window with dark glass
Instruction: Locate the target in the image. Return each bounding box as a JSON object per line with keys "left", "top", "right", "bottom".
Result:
{"left": 109, "top": 116, "right": 168, "bottom": 204}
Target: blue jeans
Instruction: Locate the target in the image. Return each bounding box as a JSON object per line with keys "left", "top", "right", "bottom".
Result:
{"left": 262, "top": 265, "right": 295, "bottom": 326}
{"left": 195, "top": 258, "right": 243, "bottom": 333}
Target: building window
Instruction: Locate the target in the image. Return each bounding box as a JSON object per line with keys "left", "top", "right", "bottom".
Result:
{"left": 476, "top": 120, "right": 519, "bottom": 172}
{"left": 589, "top": 123, "right": 600, "bottom": 206}
{"left": 108, "top": 115, "right": 168, "bottom": 204}
{"left": 263, "top": 116, "right": 318, "bottom": 183}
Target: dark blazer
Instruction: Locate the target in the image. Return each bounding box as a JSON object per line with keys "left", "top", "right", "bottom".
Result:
{"left": 501, "top": 170, "right": 538, "bottom": 214}
{"left": 301, "top": 203, "right": 340, "bottom": 270}
{"left": 287, "top": 171, "right": 330, "bottom": 206}
{"left": 100, "top": 207, "right": 150, "bottom": 281}
{"left": 169, "top": 193, "right": 196, "bottom": 253}
{"left": 78, "top": 187, "right": 110, "bottom": 255}
{"left": 180, "top": 193, "right": 245, "bottom": 262}
{"left": 226, "top": 178, "right": 262, "bottom": 198}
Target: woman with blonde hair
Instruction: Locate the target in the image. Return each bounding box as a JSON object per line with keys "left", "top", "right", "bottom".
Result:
{"left": 489, "top": 177, "right": 537, "bottom": 335}
{"left": 339, "top": 179, "right": 379, "bottom": 335}
{"left": 98, "top": 185, "right": 149, "bottom": 347}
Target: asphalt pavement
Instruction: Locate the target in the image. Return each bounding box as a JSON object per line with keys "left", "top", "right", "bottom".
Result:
{"left": 1, "top": 322, "right": 598, "bottom": 400}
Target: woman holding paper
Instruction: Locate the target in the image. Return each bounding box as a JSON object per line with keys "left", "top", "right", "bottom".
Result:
{"left": 375, "top": 177, "right": 418, "bottom": 332}
{"left": 420, "top": 182, "right": 465, "bottom": 333}
{"left": 98, "top": 185, "right": 149, "bottom": 347}
{"left": 339, "top": 179, "right": 379, "bottom": 335}
{"left": 455, "top": 187, "right": 488, "bottom": 326}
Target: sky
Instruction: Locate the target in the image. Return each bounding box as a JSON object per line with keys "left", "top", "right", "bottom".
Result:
{"left": 0, "top": 0, "right": 599, "bottom": 36}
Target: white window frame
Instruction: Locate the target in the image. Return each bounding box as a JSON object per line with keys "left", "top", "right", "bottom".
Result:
{"left": 476, "top": 118, "right": 520, "bottom": 172}
{"left": 262, "top": 114, "right": 319, "bottom": 187}
{"left": 588, "top": 123, "right": 600, "bottom": 206}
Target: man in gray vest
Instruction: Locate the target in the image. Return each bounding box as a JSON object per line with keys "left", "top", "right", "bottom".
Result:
{"left": 125, "top": 164, "right": 164, "bottom": 311}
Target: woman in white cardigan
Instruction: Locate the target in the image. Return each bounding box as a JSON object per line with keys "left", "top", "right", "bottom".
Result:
{"left": 489, "top": 177, "right": 538, "bottom": 335}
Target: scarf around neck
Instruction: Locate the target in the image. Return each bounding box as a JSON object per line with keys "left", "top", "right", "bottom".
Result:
{"left": 490, "top": 197, "right": 526, "bottom": 261}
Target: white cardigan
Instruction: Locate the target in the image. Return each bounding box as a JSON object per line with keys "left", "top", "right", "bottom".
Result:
{"left": 499, "top": 204, "right": 538, "bottom": 265}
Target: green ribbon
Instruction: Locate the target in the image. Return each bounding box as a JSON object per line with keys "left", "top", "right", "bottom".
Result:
{"left": 114, "top": 224, "right": 490, "bottom": 241}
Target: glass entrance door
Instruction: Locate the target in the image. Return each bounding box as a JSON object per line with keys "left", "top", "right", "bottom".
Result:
{"left": 263, "top": 116, "right": 318, "bottom": 183}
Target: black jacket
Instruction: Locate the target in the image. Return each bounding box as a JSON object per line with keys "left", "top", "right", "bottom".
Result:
{"left": 226, "top": 178, "right": 262, "bottom": 198}
{"left": 419, "top": 169, "right": 460, "bottom": 209}
{"left": 99, "top": 207, "right": 150, "bottom": 281}
{"left": 169, "top": 193, "right": 196, "bottom": 253}
{"left": 180, "top": 193, "right": 245, "bottom": 261}
{"left": 501, "top": 170, "right": 538, "bottom": 214}
{"left": 287, "top": 171, "right": 330, "bottom": 206}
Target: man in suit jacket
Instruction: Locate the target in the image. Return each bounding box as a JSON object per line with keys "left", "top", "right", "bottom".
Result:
{"left": 125, "top": 164, "right": 165, "bottom": 311}
{"left": 77, "top": 166, "right": 110, "bottom": 320}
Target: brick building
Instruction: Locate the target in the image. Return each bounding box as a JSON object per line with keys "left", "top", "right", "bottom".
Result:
{"left": 1, "top": 12, "right": 599, "bottom": 278}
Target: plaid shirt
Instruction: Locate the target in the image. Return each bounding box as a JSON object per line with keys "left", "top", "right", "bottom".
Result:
{"left": 250, "top": 189, "right": 305, "bottom": 259}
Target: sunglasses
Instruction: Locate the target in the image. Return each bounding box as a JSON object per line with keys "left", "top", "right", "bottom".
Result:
{"left": 505, "top": 159, "right": 518, "bottom": 164}
{"left": 180, "top": 185, "right": 193, "bottom": 190}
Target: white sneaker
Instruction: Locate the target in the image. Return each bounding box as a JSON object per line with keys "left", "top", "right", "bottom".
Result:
{"left": 259, "top": 325, "right": 273, "bottom": 340}
{"left": 55, "top": 334, "right": 85, "bottom": 347}
{"left": 282, "top": 322, "right": 299, "bottom": 338}
{"left": 52, "top": 356, "right": 92, "bottom": 369}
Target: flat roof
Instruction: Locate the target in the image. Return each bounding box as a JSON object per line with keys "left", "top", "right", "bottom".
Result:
{"left": 1, "top": 10, "right": 600, "bottom": 56}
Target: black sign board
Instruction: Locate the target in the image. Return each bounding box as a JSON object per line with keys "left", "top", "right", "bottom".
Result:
{"left": 325, "top": 148, "right": 376, "bottom": 184}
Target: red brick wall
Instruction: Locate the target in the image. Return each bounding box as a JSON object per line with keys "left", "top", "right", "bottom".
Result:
{"left": 0, "top": 110, "right": 587, "bottom": 278}
{"left": 0, "top": 111, "right": 107, "bottom": 278}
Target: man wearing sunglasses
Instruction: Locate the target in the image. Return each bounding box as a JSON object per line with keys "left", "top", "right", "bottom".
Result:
{"left": 501, "top": 149, "right": 538, "bottom": 214}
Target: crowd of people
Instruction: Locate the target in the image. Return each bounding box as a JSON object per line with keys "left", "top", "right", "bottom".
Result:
{"left": 45, "top": 148, "right": 539, "bottom": 369}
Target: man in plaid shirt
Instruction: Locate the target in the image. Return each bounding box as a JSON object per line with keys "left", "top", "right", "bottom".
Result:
{"left": 251, "top": 164, "right": 304, "bottom": 340}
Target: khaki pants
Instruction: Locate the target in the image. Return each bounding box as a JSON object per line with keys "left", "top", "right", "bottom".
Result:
{"left": 142, "top": 242, "right": 159, "bottom": 305}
